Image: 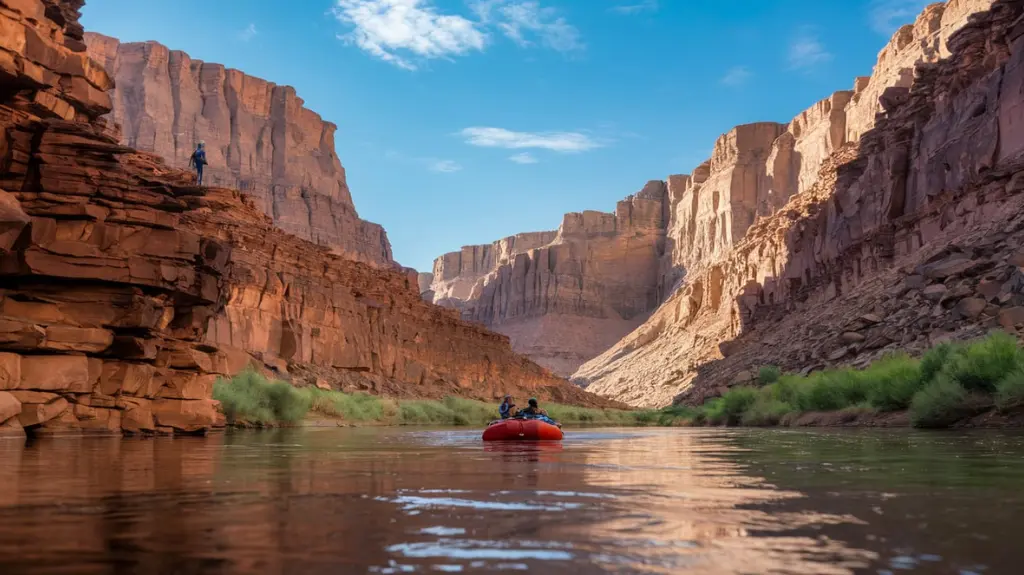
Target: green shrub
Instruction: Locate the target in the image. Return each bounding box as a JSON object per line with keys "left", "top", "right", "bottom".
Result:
{"left": 802, "top": 369, "right": 869, "bottom": 411}
{"left": 298, "top": 388, "right": 385, "bottom": 421}
{"left": 704, "top": 387, "right": 758, "bottom": 425}
{"left": 442, "top": 396, "right": 497, "bottom": 426}
{"left": 943, "top": 332, "right": 1024, "bottom": 393}
{"left": 655, "top": 406, "right": 700, "bottom": 426}
{"left": 909, "top": 376, "right": 969, "bottom": 428}
{"left": 213, "top": 370, "right": 310, "bottom": 425}
{"left": 995, "top": 368, "right": 1024, "bottom": 411}
{"left": 398, "top": 400, "right": 458, "bottom": 425}
{"left": 758, "top": 366, "right": 781, "bottom": 386}
{"left": 766, "top": 375, "right": 807, "bottom": 407}
{"left": 920, "top": 342, "right": 958, "bottom": 383}
{"left": 865, "top": 353, "right": 924, "bottom": 411}
{"left": 741, "top": 398, "right": 794, "bottom": 426}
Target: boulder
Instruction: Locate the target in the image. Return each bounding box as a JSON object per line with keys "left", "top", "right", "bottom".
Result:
{"left": 42, "top": 326, "right": 114, "bottom": 353}
{"left": 8, "top": 391, "right": 59, "bottom": 404}
{"left": 118, "top": 397, "right": 155, "bottom": 434}
{"left": 840, "top": 332, "right": 866, "bottom": 344}
{"left": 152, "top": 399, "right": 224, "bottom": 433}
{"left": 955, "top": 298, "right": 988, "bottom": 319}
{"left": 0, "top": 353, "right": 20, "bottom": 390}
{"left": 921, "top": 256, "right": 980, "bottom": 280}
{"left": 998, "top": 307, "right": 1024, "bottom": 330}
{"left": 0, "top": 189, "right": 30, "bottom": 252}
{"left": 0, "top": 391, "right": 21, "bottom": 423}
{"left": 18, "top": 396, "right": 69, "bottom": 427}
{"left": 922, "top": 284, "right": 949, "bottom": 302}
{"left": 19, "top": 355, "right": 99, "bottom": 393}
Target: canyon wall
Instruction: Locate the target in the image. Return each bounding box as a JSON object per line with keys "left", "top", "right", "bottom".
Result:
{"left": 83, "top": 33, "right": 393, "bottom": 267}
{"left": 577, "top": 0, "right": 1021, "bottom": 406}
{"left": 426, "top": 181, "right": 669, "bottom": 376}
{"left": 0, "top": 0, "right": 608, "bottom": 437}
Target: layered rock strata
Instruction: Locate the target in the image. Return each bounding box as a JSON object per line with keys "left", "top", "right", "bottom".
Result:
{"left": 0, "top": 0, "right": 225, "bottom": 436}
{"left": 83, "top": 33, "right": 393, "bottom": 267}
{"left": 426, "top": 182, "right": 669, "bottom": 376}
{"left": 577, "top": 0, "right": 1020, "bottom": 406}
{"left": 0, "top": 0, "right": 609, "bottom": 437}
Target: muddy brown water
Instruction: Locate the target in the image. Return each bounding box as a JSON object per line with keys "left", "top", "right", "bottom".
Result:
{"left": 0, "top": 427, "right": 1022, "bottom": 574}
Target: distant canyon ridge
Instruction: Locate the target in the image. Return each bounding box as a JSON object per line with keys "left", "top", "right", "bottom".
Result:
{"left": 423, "top": 0, "right": 1023, "bottom": 408}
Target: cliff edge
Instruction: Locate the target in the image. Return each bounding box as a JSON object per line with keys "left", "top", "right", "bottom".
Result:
{"left": 83, "top": 32, "right": 393, "bottom": 267}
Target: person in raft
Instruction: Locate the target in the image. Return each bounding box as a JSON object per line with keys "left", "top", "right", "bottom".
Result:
{"left": 499, "top": 395, "right": 516, "bottom": 419}
{"left": 188, "top": 141, "right": 208, "bottom": 186}
{"left": 519, "top": 398, "right": 548, "bottom": 417}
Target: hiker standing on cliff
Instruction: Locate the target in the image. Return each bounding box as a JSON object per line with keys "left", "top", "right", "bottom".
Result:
{"left": 188, "top": 141, "right": 207, "bottom": 186}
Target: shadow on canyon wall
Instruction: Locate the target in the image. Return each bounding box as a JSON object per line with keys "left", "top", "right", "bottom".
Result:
{"left": 677, "top": 0, "right": 1024, "bottom": 404}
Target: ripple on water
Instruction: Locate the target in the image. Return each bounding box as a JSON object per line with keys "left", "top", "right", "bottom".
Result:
{"left": 387, "top": 540, "right": 575, "bottom": 561}
{"left": 388, "top": 495, "right": 582, "bottom": 512}
{"left": 420, "top": 527, "right": 468, "bottom": 536}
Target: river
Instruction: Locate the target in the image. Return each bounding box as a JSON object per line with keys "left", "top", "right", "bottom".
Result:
{"left": 0, "top": 428, "right": 1021, "bottom": 574}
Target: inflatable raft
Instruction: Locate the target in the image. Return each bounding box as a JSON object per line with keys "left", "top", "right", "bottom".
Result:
{"left": 482, "top": 417, "right": 564, "bottom": 441}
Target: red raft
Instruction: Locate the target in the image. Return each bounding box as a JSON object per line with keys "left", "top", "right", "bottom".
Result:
{"left": 482, "top": 418, "right": 564, "bottom": 441}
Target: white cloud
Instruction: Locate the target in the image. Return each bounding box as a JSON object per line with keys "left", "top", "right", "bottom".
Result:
{"left": 868, "top": 0, "right": 930, "bottom": 35}
{"left": 721, "top": 66, "right": 751, "bottom": 86}
{"left": 788, "top": 28, "right": 832, "bottom": 70}
{"left": 473, "top": 1, "right": 583, "bottom": 53}
{"left": 429, "top": 159, "right": 463, "bottom": 173}
{"left": 238, "top": 23, "right": 258, "bottom": 41}
{"left": 610, "top": 0, "right": 658, "bottom": 15}
{"left": 333, "top": 0, "right": 487, "bottom": 70}
{"left": 509, "top": 152, "right": 539, "bottom": 164}
{"left": 333, "top": 0, "right": 581, "bottom": 70}
{"left": 461, "top": 127, "right": 601, "bottom": 153}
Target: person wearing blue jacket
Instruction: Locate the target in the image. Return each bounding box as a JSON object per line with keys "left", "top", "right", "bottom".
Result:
{"left": 188, "top": 141, "right": 208, "bottom": 185}
{"left": 498, "top": 395, "right": 516, "bottom": 419}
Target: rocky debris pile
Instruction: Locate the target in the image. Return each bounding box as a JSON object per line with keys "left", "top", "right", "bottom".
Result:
{"left": 84, "top": 33, "right": 394, "bottom": 268}
{"left": 680, "top": 177, "right": 1024, "bottom": 405}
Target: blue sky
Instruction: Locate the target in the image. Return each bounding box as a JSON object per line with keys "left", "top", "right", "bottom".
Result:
{"left": 81, "top": 0, "right": 932, "bottom": 272}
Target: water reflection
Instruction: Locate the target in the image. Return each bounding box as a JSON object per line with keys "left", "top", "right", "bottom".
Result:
{"left": 0, "top": 428, "right": 1020, "bottom": 573}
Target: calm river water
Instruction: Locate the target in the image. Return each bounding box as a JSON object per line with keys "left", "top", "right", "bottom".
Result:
{"left": 0, "top": 428, "right": 1022, "bottom": 574}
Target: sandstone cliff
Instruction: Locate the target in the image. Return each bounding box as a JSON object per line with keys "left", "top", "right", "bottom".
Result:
{"left": 426, "top": 181, "right": 669, "bottom": 376}
{"left": 0, "top": 0, "right": 607, "bottom": 437}
{"left": 83, "top": 33, "right": 393, "bottom": 267}
{"left": 577, "top": 0, "right": 1021, "bottom": 407}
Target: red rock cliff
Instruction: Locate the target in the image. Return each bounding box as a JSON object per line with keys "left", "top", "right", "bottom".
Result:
{"left": 0, "top": 0, "right": 606, "bottom": 437}
{"left": 426, "top": 181, "right": 669, "bottom": 376}
{"left": 83, "top": 33, "right": 393, "bottom": 268}
{"left": 577, "top": 0, "right": 1021, "bottom": 407}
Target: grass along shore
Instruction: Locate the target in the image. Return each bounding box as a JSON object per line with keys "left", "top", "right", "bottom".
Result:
{"left": 212, "top": 370, "right": 688, "bottom": 428}
{"left": 213, "top": 331, "right": 1024, "bottom": 430}
{"left": 694, "top": 331, "right": 1024, "bottom": 429}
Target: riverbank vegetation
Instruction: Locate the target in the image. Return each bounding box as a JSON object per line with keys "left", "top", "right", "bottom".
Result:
{"left": 697, "top": 331, "right": 1024, "bottom": 429}
{"left": 212, "top": 371, "right": 676, "bottom": 427}
{"left": 213, "top": 332, "right": 1024, "bottom": 430}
